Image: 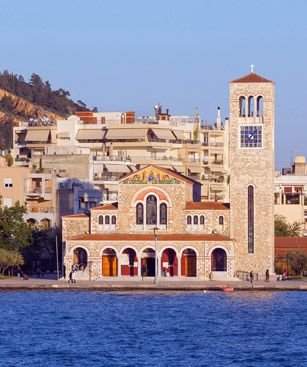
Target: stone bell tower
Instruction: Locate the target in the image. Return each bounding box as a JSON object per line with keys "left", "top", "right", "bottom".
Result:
{"left": 229, "top": 68, "right": 275, "bottom": 275}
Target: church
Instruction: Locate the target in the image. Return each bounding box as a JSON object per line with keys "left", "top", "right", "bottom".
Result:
{"left": 62, "top": 71, "right": 275, "bottom": 280}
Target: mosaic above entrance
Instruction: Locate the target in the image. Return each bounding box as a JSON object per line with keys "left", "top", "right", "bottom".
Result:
{"left": 122, "top": 167, "right": 180, "bottom": 184}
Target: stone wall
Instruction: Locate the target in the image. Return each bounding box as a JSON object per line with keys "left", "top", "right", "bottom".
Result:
{"left": 62, "top": 217, "right": 89, "bottom": 241}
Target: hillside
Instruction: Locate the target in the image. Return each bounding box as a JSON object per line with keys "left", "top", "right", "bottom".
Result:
{"left": 0, "top": 70, "right": 92, "bottom": 150}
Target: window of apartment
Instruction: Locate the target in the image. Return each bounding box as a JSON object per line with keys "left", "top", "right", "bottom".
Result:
{"left": 4, "top": 178, "right": 13, "bottom": 188}
{"left": 3, "top": 197, "right": 13, "bottom": 207}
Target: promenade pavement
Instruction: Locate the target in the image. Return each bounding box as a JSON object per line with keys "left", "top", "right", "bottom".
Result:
{"left": 1, "top": 276, "right": 307, "bottom": 291}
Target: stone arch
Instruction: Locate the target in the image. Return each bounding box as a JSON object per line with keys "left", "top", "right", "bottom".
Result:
{"left": 102, "top": 247, "right": 118, "bottom": 276}
{"left": 72, "top": 246, "right": 88, "bottom": 269}
{"left": 121, "top": 247, "right": 138, "bottom": 276}
{"left": 181, "top": 248, "right": 197, "bottom": 277}
{"left": 70, "top": 244, "right": 90, "bottom": 258}
{"left": 211, "top": 248, "right": 227, "bottom": 272}
{"left": 131, "top": 186, "right": 172, "bottom": 207}
{"left": 256, "top": 95, "right": 264, "bottom": 117}
{"left": 160, "top": 247, "right": 178, "bottom": 276}
{"left": 40, "top": 218, "right": 51, "bottom": 229}
{"left": 99, "top": 245, "right": 119, "bottom": 257}
{"left": 239, "top": 96, "right": 246, "bottom": 117}
{"left": 140, "top": 246, "right": 156, "bottom": 277}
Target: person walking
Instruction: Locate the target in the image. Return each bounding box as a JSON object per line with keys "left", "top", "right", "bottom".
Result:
{"left": 265, "top": 269, "right": 270, "bottom": 282}
{"left": 68, "top": 270, "right": 73, "bottom": 283}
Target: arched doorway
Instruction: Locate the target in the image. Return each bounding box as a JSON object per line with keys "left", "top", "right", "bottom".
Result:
{"left": 161, "top": 248, "right": 178, "bottom": 276}
{"left": 181, "top": 248, "right": 197, "bottom": 277}
{"left": 102, "top": 248, "right": 118, "bottom": 276}
{"left": 73, "top": 247, "right": 88, "bottom": 270}
{"left": 27, "top": 218, "right": 37, "bottom": 230}
{"left": 121, "top": 248, "right": 138, "bottom": 276}
{"left": 141, "top": 248, "right": 155, "bottom": 277}
{"left": 40, "top": 218, "right": 51, "bottom": 230}
{"left": 211, "top": 248, "right": 227, "bottom": 272}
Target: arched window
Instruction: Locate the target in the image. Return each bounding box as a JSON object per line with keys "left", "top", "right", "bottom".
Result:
{"left": 146, "top": 195, "right": 157, "bottom": 225}
{"left": 248, "top": 96, "right": 254, "bottom": 117}
{"left": 239, "top": 96, "right": 246, "bottom": 117}
{"left": 136, "top": 203, "right": 143, "bottom": 224}
{"left": 257, "top": 96, "right": 264, "bottom": 117}
{"left": 160, "top": 203, "right": 167, "bottom": 225}
{"left": 187, "top": 215, "right": 192, "bottom": 225}
{"left": 105, "top": 215, "right": 110, "bottom": 225}
{"left": 200, "top": 215, "right": 205, "bottom": 225}
{"left": 248, "top": 185, "right": 254, "bottom": 253}
{"left": 111, "top": 215, "right": 116, "bottom": 225}
{"left": 219, "top": 216, "right": 224, "bottom": 225}
{"left": 193, "top": 215, "right": 198, "bottom": 225}
{"left": 98, "top": 215, "right": 103, "bottom": 225}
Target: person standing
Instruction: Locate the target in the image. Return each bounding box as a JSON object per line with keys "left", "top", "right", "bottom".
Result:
{"left": 250, "top": 270, "right": 254, "bottom": 284}
{"left": 265, "top": 269, "right": 270, "bottom": 282}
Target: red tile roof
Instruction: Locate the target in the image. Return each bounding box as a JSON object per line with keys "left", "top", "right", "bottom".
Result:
{"left": 185, "top": 202, "right": 230, "bottom": 210}
{"left": 90, "top": 203, "right": 118, "bottom": 211}
{"left": 68, "top": 233, "right": 232, "bottom": 242}
{"left": 62, "top": 214, "right": 89, "bottom": 219}
{"left": 231, "top": 73, "right": 272, "bottom": 83}
{"left": 275, "top": 237, "right": 307, "bottom": 257}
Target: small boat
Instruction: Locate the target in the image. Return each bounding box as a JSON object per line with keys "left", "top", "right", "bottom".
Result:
{"left": 222, "top": 287, "right": 234, "bottom": 292}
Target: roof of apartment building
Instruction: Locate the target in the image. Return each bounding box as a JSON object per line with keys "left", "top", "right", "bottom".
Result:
{"left": 67, "top": 233, "right": 232, "bottom": 242}
{"left": 275, "top": 237, "right": 307, "bottom": 258}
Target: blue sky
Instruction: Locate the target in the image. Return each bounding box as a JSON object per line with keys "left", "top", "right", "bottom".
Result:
{"left": 0, "top": 0, "right": 306, "bottom": 168}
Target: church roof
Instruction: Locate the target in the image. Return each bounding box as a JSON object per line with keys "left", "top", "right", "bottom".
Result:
{"left": 90, "top": 203, "right": 118, "bottom": 211}
{"left": 231, "top": 73, "right": 272, "bottom": 83}
{"left": 185, "top": 202, "right": 230, "bottom": 210}
{"left": 119, "top": 164, "right": 201, "bottom": 185}
{"left": 62, "top": 213, "right": 89, "bottom": 219}
{"left": 67, "top": 233, "right": 232, "bottom": 242}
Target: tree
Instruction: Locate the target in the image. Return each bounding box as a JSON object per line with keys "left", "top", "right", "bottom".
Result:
{"left": 0, "top": 248, "right": 24, "bottom": 275}
{"left": 287, "top": 250, "right": 307, "bottom": 275}
{"left": 275, "top": 215, "right": 301, "bottom": 237}
{"left": 0, "top": 202, "right": 32, "bottom": 251}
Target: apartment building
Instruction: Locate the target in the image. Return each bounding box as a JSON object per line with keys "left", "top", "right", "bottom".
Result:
{"left": 0, "top": 156, "right": 56, "bottom": 228}
{"left": 12, "top": 107, "right": 229, "bottom": 219}
{"left": 275, "top": 156, "right": 307, "bottom": 236}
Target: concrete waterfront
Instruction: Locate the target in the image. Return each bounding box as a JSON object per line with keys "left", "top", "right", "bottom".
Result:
{"left": 1, "top": 277, "right": 307, "bottom": 291}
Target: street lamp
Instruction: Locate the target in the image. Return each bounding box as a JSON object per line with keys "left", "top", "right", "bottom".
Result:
{"left": 153, "top": 227, "right": 159, "bottom": 284}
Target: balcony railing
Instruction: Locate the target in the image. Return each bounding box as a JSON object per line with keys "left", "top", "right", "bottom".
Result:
{"left": 29, "top": 207, "right": 54, "bottom": 213}
{"left": 210, "top": 142, "right": 224, "bottom": 147}
{"left": 93, "top": 155, "right": 131, "bottom": 162}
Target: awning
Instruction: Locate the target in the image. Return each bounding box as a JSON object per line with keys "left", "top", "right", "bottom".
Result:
{"left": 129, "top": 166, "right": 138, "bottom": 172}
{"left": 172, "top": 130, "right": 185, "bottom": 140}
{"left": 57, "top": 132, "right": 70, "bottom": 138}
{"left": 25, "top": 130, "right": 50, "bottom": 142}
{"left": 172, "top": 165, "right": 185, "bottom": 173}
{"left": 104, "top": 164, "right": 131, "bottom": 173}
{"left": 106, "top": 129, "right": 148, "bottom": 140}
{"left": 151, "top": 129, "right": 175, "bottom": 140}
{"left": 76, "top": 129, "right": 105, "bottom": 140}
{"left": 188, "top": 166, "right": 202, "bottom": 174}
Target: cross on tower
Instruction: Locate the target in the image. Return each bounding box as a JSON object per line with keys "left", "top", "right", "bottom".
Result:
{"left": 250, "top": 64, "right": 255, "bottom": 73}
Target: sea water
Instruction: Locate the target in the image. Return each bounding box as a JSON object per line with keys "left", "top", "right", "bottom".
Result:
{"left": 0, "top": 291, "right": 306, "bottom": 367}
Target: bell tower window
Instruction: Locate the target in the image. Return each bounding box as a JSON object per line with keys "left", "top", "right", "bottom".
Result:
{"left": 248, "top": 96, "right": 254, "bottom": 117}
{"left": 248, "top": 185, "right": 254, "bottom": 253}
{"left": 239, "top": 96, "right": 246, "bottom": 117}
{"left": 257, "top": 96, "right": 264, "bottom": 117}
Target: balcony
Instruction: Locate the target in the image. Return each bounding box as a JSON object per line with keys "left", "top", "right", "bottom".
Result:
{"left": 93, "top": 155, "right": 131, "bottom": 162}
